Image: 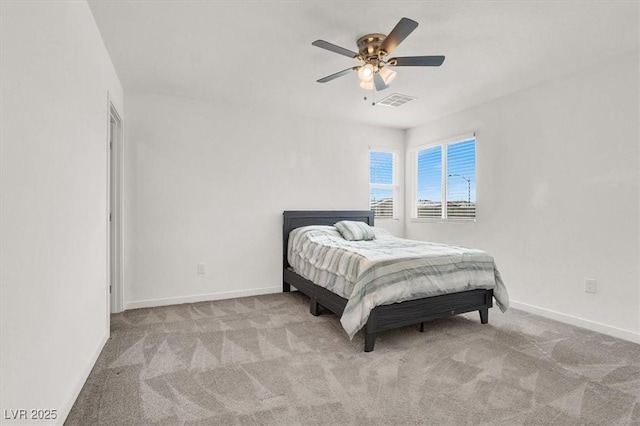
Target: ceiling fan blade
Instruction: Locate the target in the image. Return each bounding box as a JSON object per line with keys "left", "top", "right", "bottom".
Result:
{"left": 316, "top": 67, "right": 357, "bottom": 83}
{"left": 379, "top": 18, "right": 418, "bottom": 55}
{"left": 374, "top": 73, "right": 388, "bottom": 91}
{"left": 312, "top": 40, "right": 359, "bottom": 58}
{"left": 389, "top": 56, "right": 445, "bottom": 66}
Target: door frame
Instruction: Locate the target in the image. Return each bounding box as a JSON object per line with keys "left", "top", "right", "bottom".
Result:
{"left": 107, "top": 94, "right": 124, "bottom": 314}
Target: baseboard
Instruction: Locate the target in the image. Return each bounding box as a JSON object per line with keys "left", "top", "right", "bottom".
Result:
{"left": 510, "top": 300, "right": 640, "bottom": 344}
{"left": 124, "top": 286, "right": 282, "bottom": 310}
{"left": 57, "top": 330, "right": 110, "bottom": 425}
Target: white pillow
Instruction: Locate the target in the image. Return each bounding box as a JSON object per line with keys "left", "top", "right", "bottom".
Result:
{"left": 372, "top": 227, "right": 391, "bottom": 238}
{"left": 334, "top": 220, "right": 376, "bottom": 241}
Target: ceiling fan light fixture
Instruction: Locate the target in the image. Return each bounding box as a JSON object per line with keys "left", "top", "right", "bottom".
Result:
{"left": 359, "top": 80, "right": 374, "bottom": 90}
{"left": 378, "top": 66, "right": 397, "bottom": 85}
{"left": 357, "top": 64, "right": 375, "bottom": 82}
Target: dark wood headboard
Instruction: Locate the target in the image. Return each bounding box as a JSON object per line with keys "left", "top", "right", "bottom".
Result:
{"left": 282, "top": 210, "right": 374, "bottom": 268}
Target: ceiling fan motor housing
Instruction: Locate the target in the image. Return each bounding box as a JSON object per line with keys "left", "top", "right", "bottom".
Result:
{"left": 357, "top": 33, "right": 387, "bottom": 59}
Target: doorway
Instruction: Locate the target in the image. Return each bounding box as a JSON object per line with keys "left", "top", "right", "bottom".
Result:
{"left": 108, "top": 102, "right": 123, "bottom": 314}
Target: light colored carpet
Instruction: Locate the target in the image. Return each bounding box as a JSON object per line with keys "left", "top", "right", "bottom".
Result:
{"left": 66, "top": 292, "right": 640, "bottom": 425}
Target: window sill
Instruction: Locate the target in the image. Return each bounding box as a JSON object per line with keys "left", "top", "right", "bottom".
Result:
{"left": 410, "top": 218, "right": 476, "bottom": 224}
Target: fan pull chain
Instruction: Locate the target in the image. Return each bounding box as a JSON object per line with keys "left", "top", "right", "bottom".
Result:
{"left": 364, "top": 82, "right": 376, "bottom": 106}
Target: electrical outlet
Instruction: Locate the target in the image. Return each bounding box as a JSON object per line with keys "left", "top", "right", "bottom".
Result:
{"left": 197, "top": 263, "right": 205, "bottom": 274}
{"left": 585, "top": 279, "right": 597, "bottom": 294}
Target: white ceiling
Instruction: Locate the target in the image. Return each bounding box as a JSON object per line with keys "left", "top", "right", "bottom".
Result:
{"left": 88, "top": 1, "right": 639, "bottom": 129}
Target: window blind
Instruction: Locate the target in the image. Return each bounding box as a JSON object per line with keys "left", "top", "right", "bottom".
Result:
{"left": 416, "top": 146, "right": 442, "bottom": 218}
{"left": 369, "top": 151, "right": 395, "bottom": 218}
{"left": 446, "top": 139, "right": 476, "bottom": 219}
{"left": 414, "top": 136, "right": 476, "bottom": 220}
{"left": 370, "top": 151, "right": 393, "bottom": 184}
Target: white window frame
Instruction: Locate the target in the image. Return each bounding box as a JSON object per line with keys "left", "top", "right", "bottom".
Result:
{"left": 410, "top": 132, "right": 476, "bottom": 222}
{"left": 369, "top": 148, "right": 399, "bottom": 220}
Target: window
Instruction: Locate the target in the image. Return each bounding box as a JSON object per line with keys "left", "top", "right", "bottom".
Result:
{"left": 369, "top": 150, "right": 397, "bottom": 219}
{"left": 414, "top": 136, "right": 476, "bottom": 220}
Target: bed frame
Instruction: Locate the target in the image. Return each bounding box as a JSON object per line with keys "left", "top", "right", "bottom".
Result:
{"left": 282, "top": 210, "right": 493, "bottom": 352}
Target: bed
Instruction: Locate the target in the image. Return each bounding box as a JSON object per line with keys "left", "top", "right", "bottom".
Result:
{"left": 282, "top": 210, "right": 507, "bottom": 352}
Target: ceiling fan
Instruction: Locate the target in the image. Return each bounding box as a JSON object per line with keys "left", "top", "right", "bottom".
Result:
{"left": 312, "top": 18, "right": 445, "bottom": 91}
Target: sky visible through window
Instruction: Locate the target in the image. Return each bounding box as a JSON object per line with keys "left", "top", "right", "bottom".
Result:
{"left": 417, "top": 139, "right": 476, "bottom": 202}
{"left": 370, "top": 151, "right": 393, "bottom": 201}
{"left": 370, "top": 151, "right": 393, "bottom": 184}
{"left": 417, "top": 146, "right": 442, "bottom": 202}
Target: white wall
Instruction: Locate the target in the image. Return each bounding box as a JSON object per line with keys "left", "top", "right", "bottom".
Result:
{"left": 0, "top": 1, "right": 123, "bottom": 424}
{"left": 405, "top": 51, "right": 640, "bottom": 342}
{"left": 124, "top": 92, "right": 404, "bottom": 308}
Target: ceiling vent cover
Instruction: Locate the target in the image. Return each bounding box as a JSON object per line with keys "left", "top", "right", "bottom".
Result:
{"left": 377, "top": 93, "right": 416, "bottom": 107}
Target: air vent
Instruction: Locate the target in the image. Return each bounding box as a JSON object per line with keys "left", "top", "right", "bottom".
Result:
{"left": 377, "top": 93, "right": 416, "bottom": 107}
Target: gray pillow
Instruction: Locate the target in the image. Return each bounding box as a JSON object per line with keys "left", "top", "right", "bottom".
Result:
{"left": 334, "top": 220, "right": 376, "bottom": 241}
